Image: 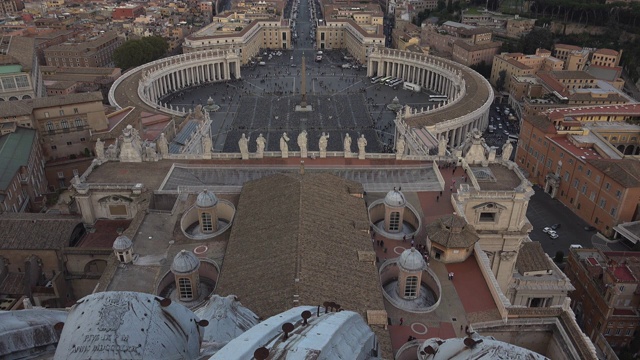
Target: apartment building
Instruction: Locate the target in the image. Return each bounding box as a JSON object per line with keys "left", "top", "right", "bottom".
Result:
{"left": 44, "top": 31, "right": 123, "bottom": 68}
{"left": 424, "top": 22, "right": 501, "bottom": 66}
{"left": 0, "top": 125, "right": 47, "bottom": 213}
{"left": 516, "top": 105, "right": 640, "bottom": 236}
{"left": 0, "top": 0, "right": 24, "bottom": 15}
{"left": 489, "top": 50, "right": 564, "bottom": 91}
{"left": 112, "top": 4, "right": 145, "bottom": 21}
{"left": 565, "top": 249, "right": 640, "bottom": 351}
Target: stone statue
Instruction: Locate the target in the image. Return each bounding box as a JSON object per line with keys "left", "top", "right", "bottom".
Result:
{"left": 297, "top": 130, "right": 308, "bottom": 158}
{"left": 157, "top": 133, "right": 169, "bottom": 157}
{"left": 280, "top": 132, "right": 290, "bottom": 158}
{"left": 144, "top": 142, "right": 157, "bottom": 161}
{"left": 105, "top": 144, "right": 118, "bottom": 160}
{"left": 357, "top": 134, "right": 367, "bottom": 160}
{"left": 437, "top": 137, "right": 448, "bottom": 157}
{"left": 194, "top": 104, "right": 205, "bottom": 120}
{"left": 119, "top": 125, "right": 142, "bottom": 162}
{"left": 343, "top": 133, "right": 352, "bottom": 158}
{"left": 396, "top": 135, "right": 405, "bottom": 160}
{"left": 238, "top": 133, "right": 250, "bottom": 160}
{"left": 502, "top": 140, "right": 513, "bottom": 161}
{"left": 255, "top": 133, "right": 266, "bottom": 158}
{"left": 319, "top": 132, "right": 329, "bottom": 158}
{"left": 95, "top": 138, "right": 105, "bottom": 160}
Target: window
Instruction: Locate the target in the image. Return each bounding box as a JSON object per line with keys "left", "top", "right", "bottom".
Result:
{"left": 573, "top": 179, "right": 579, "bottom": 188}
{"left": 586, "top": 169, "right": 591, "bottom": 176}
{"left": 44, "top": 112, "right": 49, "bottom": 118}
{"left": 590, "top": 192, "right": 596, "bottom": 201}
{"left": 51, "top": 145, "right": 57, "bottom": 150}
{"left": 479, "top": 212, "right": 496, "bottom": 222}
{"left": 616, "top": 190, "right": 622, "bottom": 199}
{"left": 61, "top": 120, "right": 69, "bottom": 129}
{"left": 75, "top": 119, "right": 83, "bottom": 127}
{"left": 599, "top": 199, "right": 606, "bottom": 208}
{"left": 178, "top": 278, "right": 193, "bottom": 300}
{"left": 605, "top": 329, "right": 611, "bottom": 335}
{"left": 45, "top": 121, "right": 54, "bottom": 131}
{"left": 595, "top": 175, "right": 601, "bottom": 183}
{"left": 389, "top": 212, "right": 400, "bottom": 231}
{"left": 581, "top": 184, "right": 587, "bottom": 194}
{"left": 611, "top": 207, "right": 617, "bottom": 216}
{"left": 564, "top": 171, "right": 570, "bottom": 181}
{"left": 73, "top": 107, "right": 78, "bottom": 114}
{"left": 59, "top": 110, "right": 64, "bottom": 116}
{"left": 616, "top": 329, "right": 622, "bottom": 335}
{"left": 404, "top": 276, "right": 418, "bottom": 298}
{"left": 578, "top": 165, "right": 583, "bottom": 171}
{"left": 201, "top": 212, "right": 213, "bottom": 232}
{"left": 66, "top": 141, "right": 72, "bottom": 145}
{"left": 605, "top": 182, "right": 611, "bottom": 191}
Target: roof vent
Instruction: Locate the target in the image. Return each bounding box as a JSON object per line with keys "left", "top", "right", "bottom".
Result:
{"left": 281, "top": 322, "right": 294, "bottom": 341}
{"left": 254, "top": 347, "right": 270, "bottom": 360}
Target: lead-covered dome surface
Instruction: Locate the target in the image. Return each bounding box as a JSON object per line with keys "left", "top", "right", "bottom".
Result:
{"left": 384, "top": 189, "right": 406, "bottom": 207}
{"left": 398, "top": 247, "right": 426, "bottom": 272}
{"left": 196, "top": 189, "right": 218, "bottom": 208}
{"left": 171, "top": 249, "right": 200, "bottom": 273}
{"left": 112, "top": 234, "right": 133, "bottom": 251}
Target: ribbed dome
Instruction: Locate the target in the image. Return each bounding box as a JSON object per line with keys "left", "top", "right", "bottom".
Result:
{"left": 398, "top": 247, "right": 426, "bottom": 272}
{"left": 171, "top": 250, "right": 200, "bottom": 273}
{"left": 384, "top": 189, "right": 406, "bottom": 207}
{"left": 112, "top": 235, "right": 132, "bottom": 251}
{"left": 196, "top": 189, "right": 218, "bottom": 208}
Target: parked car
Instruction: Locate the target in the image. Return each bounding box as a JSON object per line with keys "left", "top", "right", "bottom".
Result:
{"left": 543, "top": 227, "right": 552, "bottom": 233}
{"left": 547, "top": 230, "right": 557, "bottom": 237}
{"left": 550, "top": 233, "right": 559, "bottom": 239}
{"left": 570, "top": 244, "right": 583, "bottom": 249}
{"left": 584, "top": 226, "right": 596, "bottom": 231}
{"left": 551, "top": 223, "right": 561, "bottom": 230}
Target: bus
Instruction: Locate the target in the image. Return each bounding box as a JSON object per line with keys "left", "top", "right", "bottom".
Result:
{"left": 384, "top": 77, "right": 399, "bottom": 85}
{"left": 378, "top": 76, "right": 392, "bottom": 85}
{"left": 389, "top": 79, "right": 404, "bottom": 88}
{"left": 403, "top": 82, "right": 421, "bottom": 92}
{"left": 429, "top": 94, "right": 448, "bottom": 102}
{"left": 508, "top": 134, "right": 519, "bottom": 142}
{"left": 370, "top": 75, "right": 383, "bottom": 83}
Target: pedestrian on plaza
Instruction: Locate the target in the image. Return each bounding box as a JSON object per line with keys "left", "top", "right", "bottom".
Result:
{"left": 450, "top": 186, "right": 453, "bottom": 192}
{"left": 402, "top": 235, "right": 406, "bottom": 242}
{"left": 440, "top": 190, "right": 443, "bottom": 196}
{"left": 451, "top": 272, "right": 454, "bottom": 280}
{"left": 380, "top": 240, "right": 384, "bottom": 248}
{"left": 465, "top": 325, "right": 469, "bottom": 333}
{"left": 399, "top": 318, "right": 404, "bottom": 325}
{"left": 411, "top": 239, "right": 414, "bottom": 247}
{"left": 436, "top": 195, "right": 439, "bottom": 202}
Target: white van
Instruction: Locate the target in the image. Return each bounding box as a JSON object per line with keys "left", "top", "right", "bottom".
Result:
{"left": 258, "top": 62, "right": 266, "bottom": 66}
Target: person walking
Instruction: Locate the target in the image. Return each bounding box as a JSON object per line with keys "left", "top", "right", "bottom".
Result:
{"left": 436, "top": 195, "right": 439, "bottom": 202}
{"left": 399, "top": 317, "right": 404, "bottom": 325}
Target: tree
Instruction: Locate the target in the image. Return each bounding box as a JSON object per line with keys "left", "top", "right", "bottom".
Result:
{"left": 470, "top": 61, "right": 492, "bottom": 78}
{"left": 496, "top": 70, "right": 507, "bottom": 92}
{"left": 519, "top": 27, "right": 554, "bottom": 55}
{"left": 113, "top": 36, "right": 168, "bottom": 70}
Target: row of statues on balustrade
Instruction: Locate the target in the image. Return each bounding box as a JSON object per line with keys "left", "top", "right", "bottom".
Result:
{"left": 237, "top": 131, "right": 407, "bottom": 160}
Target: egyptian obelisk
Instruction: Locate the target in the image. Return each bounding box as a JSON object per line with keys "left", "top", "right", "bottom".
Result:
{"left": 295, "top": 53, "right": 313, "bottom": 112}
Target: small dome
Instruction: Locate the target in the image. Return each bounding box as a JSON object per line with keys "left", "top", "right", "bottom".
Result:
{"left": 398, "top": 247, "right": 426, "bottom": 272}
{"left": 196, "top": 189, "right": 218, "bottom": 208}
{"left": 384, "top": 189, "right": 406, "bottom": 207}
{"left": 171, "top": 250, "right": 200, "bottom": 273}
{"left": 112, "top": 235, "right": 132, "bottom": 251}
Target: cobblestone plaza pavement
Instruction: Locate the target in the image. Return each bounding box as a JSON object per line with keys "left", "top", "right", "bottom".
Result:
{"left": 163, "top": 50, "right": 443, "bottom": 154}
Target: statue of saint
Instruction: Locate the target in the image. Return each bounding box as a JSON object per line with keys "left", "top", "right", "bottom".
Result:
{"left": 319, "top": 132, "right": 329, "bottom": 158}
{"left": 256, "top": 133, "right": 266, "bottom": 157}
{"left": 396, "top": 135, "right": 406, "bottom": 160}
{"left": 357, "top": 134, "right": 367, "bottom": 160}
{"left": 502, "top": 140, "right": 513, "bottom": 161}
{"left": 238, "top": 133, "right": 250, "bottom": 160}
{"left": 95, "top": 138, "right": 105, "bottom": 160}
{"left": 280, "top": 132, "right": 290, "bottom": 158}
{"left": 157, "top": 133, "right": 169, "bottom": 157}
{"left": 297, "top": 130, "right": 308, "bottom": 158}
{"left": 343, "top": 133, "right": 352, "bottom": 157}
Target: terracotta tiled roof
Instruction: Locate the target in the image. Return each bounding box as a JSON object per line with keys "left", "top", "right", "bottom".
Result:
{"left": 0, "top": 213, "right": 83, "bottom": 250}
{"left": 6, "top": 37, "right": 35, "bottom": 71}
{"left": 516, "top": 242, "right": 552, "bottom": 275}
{"left": 425, "top": 214, "right": 478, "bottom": 248}
{"left": 0, "top": 92, "right": 103, "bottom": 117}
{"left": 586, "top": 158, "right": 640, "bottom": 188}
{"left": 215, "top": 172, "right": 386, "bottom": 322}
{"left": 594, "top": 48, "right": 618, "bottom": 56}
